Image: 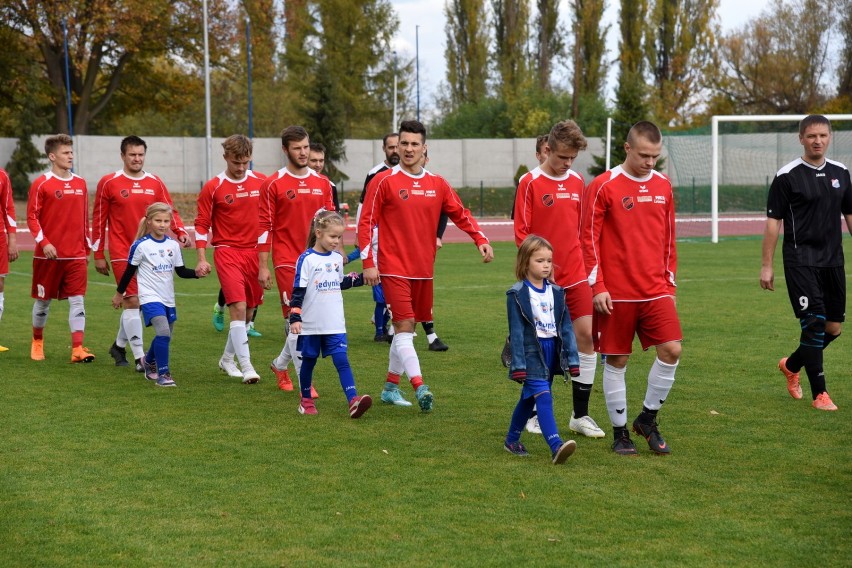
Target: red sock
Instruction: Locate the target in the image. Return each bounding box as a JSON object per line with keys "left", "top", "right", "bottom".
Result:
{"left": 409, "top": 375, "right": 424, "bottom": 391}
{"left": 386, "top": 372, "right": 401, "bottom": 385}
{"left": 32, "top": 327, "right": 44, "bottom": 340}
{"left": 71, "top": 331, "right": 84, "bottom": 348}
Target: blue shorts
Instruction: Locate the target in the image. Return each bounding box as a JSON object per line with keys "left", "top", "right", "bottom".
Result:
{"left": 141, "top": 302, "right": 177, "bottom": 327}
{"left": 372, "top": 283, "right": 386, "bottom": 304}
{"left": 522, "top": 378, "right": 552, "bottom": 400}
{"left": 297, "top": 333, "right": 349, "bottom": 359}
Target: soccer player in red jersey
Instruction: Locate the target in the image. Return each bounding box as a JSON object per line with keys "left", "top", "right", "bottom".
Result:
{"left": 195, "top": 135, "right": 265, "bottom": 384}
{"left": 27, "top": 134, "right": 95, "bottom": 363}
{"left": 0, "top": 167, "right": 19, "bottom": 352}
{"left": 514, "top": 120, "right": 604, "bottom": 439}
{"left": 761, "top": 115, "right": 852, "bottom": 412}
{"left": 259, "top": 126, "right": 336, "bottom": 393}
{"left": 358, "top": 119, "right": 494, "bottom": 412}
{"left": 92, "top": 136, "right": 189, "bottom": 371}
{"left": 582, "top": 121, "right": 681, "bottom": 456}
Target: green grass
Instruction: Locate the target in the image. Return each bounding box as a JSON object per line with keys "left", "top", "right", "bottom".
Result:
{"left": 1, "top": 240, "right": 850, "bottom": 566}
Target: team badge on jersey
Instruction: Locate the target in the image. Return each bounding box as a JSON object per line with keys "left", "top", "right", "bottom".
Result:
{"left": 325, "top": 262, "right": 333, "bottom": 272}
{"left": 286, "top": 188, "right": 296, "bottom": 200}
{"left": 832, "top": 178, "right": 840, "bottom": 188}
{"left": 399, "top": 189, "right": 410, "bottom": 201}
{"left": 622, "top": 196, "right": 634, "bottom": 210}
{"left": 224, "top": 194, "right": 234, "bottom": 204}
{"left": 541, "top": 194, "right": 554, "bottom": 207}
{"left": 54, "top": 190, "right": 63, "bottom": 200}
{"left": 120, "top": 189, "right": 130, "bottom": 198}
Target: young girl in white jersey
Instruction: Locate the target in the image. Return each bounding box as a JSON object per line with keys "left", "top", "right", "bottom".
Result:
{"left": 289, "top": 210, "right": 372, "bottom": 418}
{"left": 112, "top": 202, "right": 209, "bottom": 387}
{"left": 504, "top": 235, "right": 579, "bottom": 464}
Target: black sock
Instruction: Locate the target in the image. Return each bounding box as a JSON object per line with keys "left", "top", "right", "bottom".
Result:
{"left": 571, "top": 380, "right": 592, "bottom": 417}
{"left": 786, "top": 349, "right": 803, "bottom": 372}
{"left": 251, "top": 306, "right": 259, "bottom": 323}
{"left": 799, "top": 345, "right": 827, "bottom": 399}
{"left": 638, "top": 406, "right": 658, "bottom": 423}
{"left": 217, "top": 289, "right": 226, "bottom": 307}
{"left": 823, "top": 332, "right": 839, "bottom": 350}
{"left": 422, "top": 321, "right": 435, "bottom": 335}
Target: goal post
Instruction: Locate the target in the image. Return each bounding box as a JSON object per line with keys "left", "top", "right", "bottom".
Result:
{"left": 710, "top": 114, "right": 852, "bottom": 243}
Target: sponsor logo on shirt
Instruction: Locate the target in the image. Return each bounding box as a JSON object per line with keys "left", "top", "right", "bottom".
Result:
{"left": 816, "top": 173, "right": 825, "bottom": 177}
{"left": 144, "top": 189, "right": 154, "bottom": 195}
{"left": 622, "top": 196, "right": 634, "bottom": 210}
{"left": 133, "top": 182, "right": 141, "bottom": 188}
{"left": 654, "top": 195, "right": 666, "bottom": 204}
{"left": 637, "top": 196, "right": 652, "bottom": 202}
{"left": 250, "top": 190, "right": 260, "bottom": 197}
{"left": 425, "top": 189, "right": 436, "bottom": 197}
{"left": 639, "top": 185, "right": 648, "bottom": 193}
{"left": 542, "top": 194, "right": 554, "bottom": 207}
{"left": 298, "top": 188, "right": 310, "bottom": 194}
{"left": 413, "top": 181, "right": 421, "bottom": 188}
{"left": 312, "top": 189, "right": 323, "bottom": 195}
{"left": 557, "top": 183, "right": 566, "bottom": 191}
{"left": 412, "top": 189, "right": 424, "bottom": 196}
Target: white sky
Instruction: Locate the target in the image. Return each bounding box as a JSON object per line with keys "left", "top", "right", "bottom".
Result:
{"left": 389, "top": 0, "right": 770, "bottom": 112}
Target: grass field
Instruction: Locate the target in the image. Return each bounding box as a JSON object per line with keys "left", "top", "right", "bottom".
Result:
{"left": 1, "top": 239, "right": 850, "bottom": 567}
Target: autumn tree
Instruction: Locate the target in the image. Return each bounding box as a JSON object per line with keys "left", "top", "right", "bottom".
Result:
{"left": 491, "top": 0, "right": 531, "bottom": 100}
{"left": 443, "top": 0, "right": 490, "bottom": 110}
{"left": 571, "top": 0, "right": 608, "bottom": 119}
{"left": 646, "top": 0, "right": 719, "bottom": 127}
{"left": 534, "top": 0, "right": 562, "bottom": 91}
{"left": 714, "top": 0, "right": 840, "bottom": 115}
{"left": 0, "top": 0, "right": 234, "bottom": 135}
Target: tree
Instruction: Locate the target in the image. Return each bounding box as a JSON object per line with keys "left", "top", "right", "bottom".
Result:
{"left": 646, "top": 0, "right": 720, "bottom": 127}
{"left": 443, "top": 0, "right": 490, "bottom": 110}
{"left": 714, "top": 0, "right": 840, "bottom": 115}
{"left": 0, "top": 0, "right": 234, "bottom": 135}
{"left": 533, "top": 0, "right": 562, "bottom": 91}
{"left": 571, "top": 0, "right": 609, "bottom": 119}
{"left": 491, "top": 0, "right": 531, "bottom": 100}
{"left": 591, "top": 0, "right": 650, "bottom": 175}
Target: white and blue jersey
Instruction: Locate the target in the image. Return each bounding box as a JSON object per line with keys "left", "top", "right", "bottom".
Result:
{"left": 292, "top": 249, "right": 348, "bottom": 335}
{"left": 127, "top": 234, "right": 184, "bottom": 307}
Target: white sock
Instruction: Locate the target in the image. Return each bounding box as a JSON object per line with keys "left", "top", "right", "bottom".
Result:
{"left": 0, "top": 291, "right": 5, "bottom": 322}
{"left": 393, "top": 332, "right": 422, "bottom": 381}
{"left": 602, "top": 363, "right": 628, "bottom": 428}
{"left": 32, "top": 299, "right": 51, "bottom": 329}
{"left": 68, "top": 295, "right": 85, "bottom": 332}
{"left": 426, "top": 332, "right": 437, "bottom": 343}
{"left": 229, "top": 321, "right": 252, "bottom": 371}
{"left": 388, "top": 337, "right": 404, "bottom": 376}
{"left": 644, "top": 357, "right": 678, "bottom": 411}
{"left": 290, "top": 331, "right": 303, "bottom": 375}
{"left": 123, "top": 309, "right": 145, "bottom": 360}
{"left": 115, "top": 316, "right": 128, "bottom": 347}
{"left": 577, "top": 352, "right": 597, "bottom": 386}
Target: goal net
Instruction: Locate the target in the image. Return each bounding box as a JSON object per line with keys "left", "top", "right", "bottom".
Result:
{"left": 661, "top": 114, "right": 852, "bottom": 242}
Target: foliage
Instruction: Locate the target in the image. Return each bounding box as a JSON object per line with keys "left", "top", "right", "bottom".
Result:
{"left": 4, "top": 134, "right": 44, "bottom": 199}
{"left": 712, "top": 0, "right": 842, "bottom": 115}
{"left": 646, "top": 0, "right": 720, "bottom": 128}
{"left": 571, "top": 0, "right": 609, "bottom": 118}
{"left": 513, "top": 164, "right": 529, "bottom": 187}
{"left": 442, "top": 0, "right": 490, "bottom": 111}
{"left": 1, "top": 240, "right": 851, "bottom": 565}
{"left": 491, "top": 0, "right": 531, "bottom": 100}
{"left": 533, "top": 0, "right": 563, "bottom": 92}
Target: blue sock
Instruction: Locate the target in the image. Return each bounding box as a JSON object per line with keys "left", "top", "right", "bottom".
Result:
{"left": 332, "top": 351, "right": 357, "bottom": 402}
{"left": 151, "top": 335, "right": 170, "bottom": 375}
{"left": 535, "top": 391, "right": 563, "bottom": 453}
{"left": 506, "top": 395, "right": 535, "bottom": 444}
{"left": 374, "top": 304, "right": 387, "bottom": 335}
{"left": 299, "top": 356, "right": 317, "bottom": 399}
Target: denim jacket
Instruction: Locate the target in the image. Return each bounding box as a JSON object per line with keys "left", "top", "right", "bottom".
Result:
{"left": 506, "top": 280, "right": 580, "bottom": 382}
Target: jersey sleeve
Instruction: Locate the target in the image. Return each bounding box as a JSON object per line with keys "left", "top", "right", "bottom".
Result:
{"left": 194, "top": 180, "right": 215, "bottom": 248}
{"left": 582, "top": 176, "right": 607, "bottom": 296}
{"left": 766, "top": 173, "right": 789, "bottom": 220}
{"left": 91, "top": 175, "right": 111, "bottom": 258}
{"left": 0, "top": 170, "right": 16, "bottom": 234}
{"left": 513, "top": 174, "right": 533, "bottom": 246}
{"left": 26, "top": 177, "right": 50, "bottom": 248}
{"left": 357, "top": 176, "right": 382, "bottom": 269}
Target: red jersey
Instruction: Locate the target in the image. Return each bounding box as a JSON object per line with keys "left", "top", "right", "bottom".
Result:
{"left": 195, "top": 170, "right": 266, "bottom": 249}
{"left": 358, "top": 166, "right": 489, "bottom": 279}
{"left": 514, "top": 166, "right": 586, "bottom": 288}
{"left": 258, "top": 168, "right": 335, "bottom": 268}
{"left": 582, "top": 166, "right": 677, "bottom": 301}
{"left": 92, "top": 170, "right": 187, "bottom": 262}
{"left": 27, "top": 171, "right": 90, "bottom": 259}
{"left": 0, "top": 168, "right": 16, "bottom": 236}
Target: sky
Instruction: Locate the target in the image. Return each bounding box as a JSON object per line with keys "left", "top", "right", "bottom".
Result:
{"left": 388, "top": 0, "right": 770, "bottom": 113}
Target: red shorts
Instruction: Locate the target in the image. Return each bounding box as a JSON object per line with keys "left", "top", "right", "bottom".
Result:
{"left": 593, "top": 297, "right": 682, "bottom": 355}
{"left": 111, "top": 260, "right": 138, "bottom": 297}
{"left": 215, "top": 248, "right": 263, "bottom": 308}
{"left": 382, "top": 276, "right": 433, "bottom": 322}
{"left": 565, "top": 281, "right": 593, "bottom": 321}
{"left": 274, "top": 265, "right": 296, "bottom": 316}
{"left": 32, "top": 258, "right": 88, "bottom": 300}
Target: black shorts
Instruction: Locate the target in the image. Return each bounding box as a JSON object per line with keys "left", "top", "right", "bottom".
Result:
{"left": 784, "top": 265, "right": 846, "bottom": 321}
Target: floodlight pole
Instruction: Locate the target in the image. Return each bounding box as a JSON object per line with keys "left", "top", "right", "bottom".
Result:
{"left": 605, "top": 117, "right": 612, "bottom": 171}
{"left": 203, "top": 0, "right": 212, "bottom": 180}
{"left": 61, "top": 18, "right": 73, "bottom": 137}
{"left": 415, "top": 25, "right": 420, "bottom": 122}
{"left": 246, "top": 16, "right": 254, "bottom": 170}
{"left": 392, "top": 51, "right": 398, "bottom": 132}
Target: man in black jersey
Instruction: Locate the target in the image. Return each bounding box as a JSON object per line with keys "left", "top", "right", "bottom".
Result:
{"left": 760, "top": 114, "right": 852, "bottom": 411}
